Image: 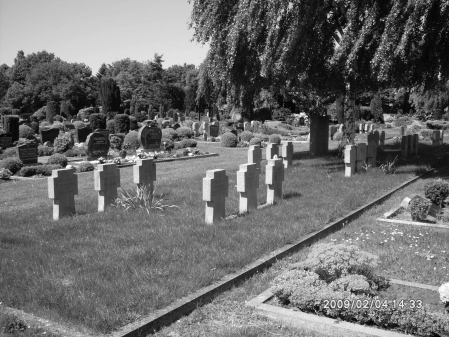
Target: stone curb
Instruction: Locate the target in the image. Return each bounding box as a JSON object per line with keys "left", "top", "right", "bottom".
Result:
{"left": 108, "top": 168, "right": 437, "bottom": 337}
{"left": 377, "top": 217, "right": 449, "bottom": 229}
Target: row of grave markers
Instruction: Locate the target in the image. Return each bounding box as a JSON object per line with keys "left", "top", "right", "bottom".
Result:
{"left": 202, "top": 142, "right": 293, "bottom": 224}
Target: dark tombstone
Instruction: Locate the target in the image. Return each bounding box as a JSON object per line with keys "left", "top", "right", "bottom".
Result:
{"left": 299, "top": 117, "right": 305, "bottom": 126}
{"left": 76, "top": 126, "right": 92, "bottom": 143}
{"left": 95, "top": 129, "right": 110, "bottom": 138}
{"left": 0, "top": 134, "right": 13, "bottom": 149}
{"left": 236, "top": 123, "right": 244, "bottom": 134}
{"left": 31, "top": 121, "right": 39, "bottom": 134}
{"left": 85, "top": 131, "right": 110, "bottom": 160}
{"left": 18, "top": 136, "right": 39, "bottom": 164}
{"left": 40, "top": 128, "right": 60, "bottom": 144}
{"left": 230, "top": 130, "right": 238, "bottom": 137}
{"left": 63, "top": 122, "right": 75, "bottom": 130}
{"left": 172, "top": 123, "right": 181, "bottom": 130}
{"left": 209, "top": 125, "right": 220, "bottom": 137}
{"left": 137, "top": 125, "right": 162, "bottom": 153}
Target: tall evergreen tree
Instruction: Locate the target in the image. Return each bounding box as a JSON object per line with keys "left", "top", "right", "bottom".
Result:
{"left": 98, "top": 77, "right": 121, "bottom": 119}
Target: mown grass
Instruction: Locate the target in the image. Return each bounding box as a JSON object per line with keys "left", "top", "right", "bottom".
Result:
{"left": 0, "top": 141, "right": 445, "bottom": 334}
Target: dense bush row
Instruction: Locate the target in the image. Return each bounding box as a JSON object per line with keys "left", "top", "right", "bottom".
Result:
{"left": 18, "top": 164, "right": 63, "bottom": 177}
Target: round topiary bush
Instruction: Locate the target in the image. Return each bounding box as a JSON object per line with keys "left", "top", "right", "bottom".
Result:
{"left": 332, "top": 131, "right": 344, "bottom": 141}
{"left": 0, "top": 157, "right": 23, "bottom": 174}
{"left": 38, "top": 145, "right": 54, "bottom": 156}
{"left": 53, "top": 135, "right": 72, "bottom": 154}
{"left": 54, "top": 115, "right": 63, "bottom": 122}
{"left": 162, "top": 128, "right": 177, "bottom": 140}
{"left": 48, "top": 153, "right": 68, "bottom": 167}
{"left": 410, "top": 197, "right": 431, "bottom": 221}
{"left": 79, "top": 161, "right": 95, "bottom": 172}
{"left": 114, "top": 114, "right": 130, "bottom": 134}
{"left": 73, "top": 121, "right": 85, "bottom": 129}
{"left": 176, "top": 126, "right": 194, "bottom": 139}
{"left": 89, "top": 113, "right": 106, "bottom": 131}
{"left": 110, "top": 134, "right": 124, "bottom": 150}
{"left": 424, "top": 179, "right": 449, "bottom": 205}
{"left": 220, "top": 132, "right": 238, "bottom": 147}
{"left": 106, "top": 119, "right": 116, "bottom": 134}
{"left": 174, "top": 142, "right": 182, "bottom": 150}
{"left": 268, "top": 134, "right": 282, "bottom": 144}
{"left": 123, "top": 130, "right": 140, "bottom": 150}
{"left": 19, "top": 125, "right": 34, "bottom": 138}
{"left": 180, "top": 139, "right": 197, "bottom": 148}
{"left": 240, "top": 131, "right": 254, "bottom": 142}
{"left": 249, "top": 137, "right": 262, "bottom": 146}
{"left": 129, "top": 116, "right": 138, "bottom": 130}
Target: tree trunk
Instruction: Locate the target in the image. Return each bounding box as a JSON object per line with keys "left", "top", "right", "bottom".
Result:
{"left": 343, "top": 82, "right": 356, "bottom": 145}
{"left": 336, "top": 95, "right": 344, "bottom": 124}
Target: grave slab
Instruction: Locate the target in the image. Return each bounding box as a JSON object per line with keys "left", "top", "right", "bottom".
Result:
{"left": 48, "top": 168, "right": 78, "bottom": 220}
{"left": 266, "top": 158, "right": 284, "bottom": 204}
{"left": 236, "top": 163, "right": 259, "bottom": 213}
{"left": 94, "top": 163, "right": 121, "bottom": 212}
{"left": 203, "top": 169, "right": 228, "bottom": 224}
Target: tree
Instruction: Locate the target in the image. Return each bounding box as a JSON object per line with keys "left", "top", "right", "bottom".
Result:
{"left": 98, "top": 77, "right": 121, "bottom": 119}
{"left": 370, "top": 94, "right": 383, "bottom": 123}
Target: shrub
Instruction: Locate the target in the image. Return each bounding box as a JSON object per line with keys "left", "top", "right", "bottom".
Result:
{"left": 249, "top": 137, "right": 262, "bottom": 146}
{"left": 332, "top": 131, "right": 343, "bottom": 141}
{"left": 220, "top": 132, "right": 238, "bottom": 147}
{"left": 240, "top": 131, "right": 254, "bottom": 142}
{"left": 106, "top": 119, "right": 116, "bottom": 134}
{"left": 30, "top": 121, "right": 39, "bottom": 134}
{"left": 47, "top": 153, "right": 68, "bottom": 167}
{"left": 123, "top": 130, "right": 140, "bottom": 150}
{"left": 272, "top": 107, "right": 291, "bottom": 121}
{"left": 129, "top": 116, "right": 139, "bottom": 130}
{"left": 18, "top": 164, "right": 62, "bottom": 177}
{"left": 433, "top": 109, "right": 443, "bottom": 120}
{"left": 63, "top": 146, "right": 86, "bottom": 157}
{"left": 180, "top": 139, "right": 197, "bottom": 148}
{"left": 46, "top": 101, "right": 58, "bottom": 122}
{"left": 89, "top": 113, "right": 106, "bottom": 130}
{"left": 410, "top": 197, "right": 431, "bottom": 221}
{"left": 77, "top": 107, "right": 94, "bottom": 121}
{"left": 268, "top": 134, "right": 282, "bottom": 144}
{"left": 54, "top": 114, "right": 63, "bottom": 122}
{"left": 370, "top": 94, "right": 383, "bottom": 122}
{"left": 423, "top": 179, "right": 449, "bottom": 205}
{"left": 162, "top": 128, "right": 177, "bottom": 140}
{"left": 110, "top": 134, "right": 124, "bottom": 150}
{"left": 393, "top": 116, "right": 412, "bottom": 128}
{"left": 177, "top": 126, "right": 194, "bottom": 139}
{"left": 161, "top": 138, "right": 174, "bottom": 150}
{"left": 405, "top": 124, "right": 422, "bottom": 135}
{"left": 19, "top": 125, "right": 33, "bottom": 138}
{"left": 189, "top": 111, "right": 197, "bottom": 119}
{"left": 53, "top": 135, "right": 72, "bottom": 154}
{"left": 32, "top": 107, "right": 46, "bottom": 120}
{"left": 79, "top": 161, "right": 95, "bottom": 172}
{"left": 174, "top": 142, "right": 182, "bottom": 150}
{"left": 51, "top": 122, "right": 64, "bottom": 131}
{"left": 2, "top": 147, "right": 18, "bottom": 158}
{"left": 426, "top": 120, "right": 449, "bottom": 130}
{"left": 0, "top": 157, "right": 23, "bottom": 174}
{"left": 114, "top": 114, "right": 130, "bottom": 133}
{"left": 3, "top": 116, "right": 20, "bottom": 141}
{"left": 184, "top": 120, "right": 194, "bottom": 128}
{"left": 73, "top": 121, "right": 85, "bottom": 129}
{"left": 419, "top": 128, "right": 433, "bottom": 141}
{"left": 38, "top": 145, "right": 54, "bottom": 156}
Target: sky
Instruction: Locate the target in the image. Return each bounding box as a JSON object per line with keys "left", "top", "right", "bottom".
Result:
{"left": 0, "top": 0, "right": 209, "bottom": 73}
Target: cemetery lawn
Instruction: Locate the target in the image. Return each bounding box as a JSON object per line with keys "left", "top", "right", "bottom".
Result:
{"left": 0, "top": 142, "right": 445, "bottom": 334}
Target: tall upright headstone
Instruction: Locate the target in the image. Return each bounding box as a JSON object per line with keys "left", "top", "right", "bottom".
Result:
{"left": 356, "top": 143, "right": 367, "bottom": 172}
{"left": 202, "top": 121, "right": 210, "bottom": 136}
{"left": 413, "top": 133, "right": 419, "bottom": 155}
{"left": 236, "top": 163, "right": 259, "bottom": 213}
{"left": 400, "top": 126, "right": 405, "bottom": 137}
{"left": 243, "top": 122, "right": 251, "bottom": 132}
{"left": 203, "top": 169, "right": 228, "bottom": 225}
{"left": 137, "top": 125, "right": 162, "bottom": 153}
{"left": 366, "top": 142, "right": 377, "bottom": 167}
{"left": 192, "top": 122, "right": 200, "bottom": 137}
{"left": 344, "top": 145, "right": 356, "bottom": 177}
{"left": 379, "top": 131, "right": 386, "bottom": 147}
{"left": 282, "top": 141, "right": 293, "bottom": 168}
{"left": 94, "top": 163, "right": 121, "bottom": 212}
{"left": 40, "top": 128, "right": 60, "bottom": 144}
{"left": 85, "top": 131, "right": 110, "bottom": 160}
{"left": 373, "top": 130, "right": 380, "bottom": 147}
{"left": 248, "top": 145, "right": 262, "bottom": 171}
{"left": 364, "top": 124, "right": 370, "bottom": 133}
{"left": 440, "top": 130, "right": 445, "bottom": 145}
{"left": 17, "top": 136, "right": 39, "bottom": 164}
{"left": 266, "top": 143, "right": 279, "bottom": 160}
{"left": 431, "top": 130, "right": 440, "bottom": 146}
{"left": 133, "top": 158, "right": 156, "bottom": 194}
{"left": 401, "top": 135, "right": 408, "bottom": 157}
{"left": 266, "top": 158, "right": 284, "bottom": 204}
{"left": 409, "top": 134, "right": 415, "bottom": 154}
{"left": 359, "top": 123, "right": 365, "bottom": 134}
{"left": 76, "top": 126, "right": 92, "bottom": 143}
{"left": 309, "top": 115, "right": 329, "bottom": 156}
{"left": 48, "top": 168, "right": 78, "bottom": 220}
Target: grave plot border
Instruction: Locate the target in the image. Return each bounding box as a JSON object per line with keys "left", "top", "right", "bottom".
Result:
{"left": 378, "top": 205, "right": 449, "bottom": 230}
{"left": 115, "top": 152, "right": 219, "bottom": 168}
{"left": 246, "top": 278, "right": 440, "bottom": 337}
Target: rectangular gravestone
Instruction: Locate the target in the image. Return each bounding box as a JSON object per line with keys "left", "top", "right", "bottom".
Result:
{"left": 413, "top": 134, "right": 419, "bottom": 155}
{"left": 266, "top": 158, "right": 284, "bottom": 204}
{"left": 309, "top": 115, "right": 329, "bottom": 156}
{"left": 237, "top": 163, "right": 259, "bottom": 213}
{"left": 48, "top": 168, "right": 78, "bottom": 220}
{"left": 209, "top": 124, "right": 219, "bottom": 137}
{"left": 401, "top": 194, "right": 440, "bottom": 219}
{"left": 243, "top": 122, "right": 251, "bottom": 132}
{"left": 85, "top": 131, "right": 110, "bottom": 160}
{"left": 266, "top": 143, "right": 279, "bottom": 160}
{"left": 40, "top": 128, "right": 60, "bottom": 144}
{"left": 236, "top": 123, "right": 244, "bottom": 134}
{"left": 17, "top": 136, "right": 39, "bottom": 164}
{"left": 366, "top": 142, "right": 377, "bottom": 167}
{"left": 432, "top": 130, "right": 440, "bottom": 146}
{"left": 359, "top": 123, "right": 365, "bottom": 134}
{"left": 367, "top": 133, "right": 376, "bottom": 145}
{"left": 379, "top": 131, "right": 385, "bottom": 147}
{"left": 133, "top": 158, "right": 156, "bottom": 195}
{"left": 440, "top": 130, "right": 445, "bottom": 145}
{"left": 94, "top": 163, "right": 120, "bottom": 212}
{"left": 202, "top": 121, "right": 210, "bottom": 136}
{"left": 356, "top": 143, "right": 367, "bottom": 172}
{"left": 192, "top": 122, "right": 200, "bottom": 137}
{"left": 203, "top": 169, "right": 228, "bottom": 225}
{"left": 373, "top": 130, "right": 380, "bottom": 147}
{"left": 401, "top": 135, "right": 408, "bottom": 157}
{"left": 0, "top": 134, "right": 13, "bottom": 148}
{"left": 282, "top": 141, "right": 293, "bottom": 168}
{"left": 344, "top": 145, "right": 356, "bottom": 177}
{"left": 137, "top": 125, "right": 162, "bottom": 153}
{"left": 399, "top": 126, "right": 405, "bottom": 137}
{"left": 248, "top": 145, "right": 262, "bottom": 171}
{"left": 76, "top": 126, "right": 92, "bottom": 143}
{"left": 409, "top": 134, "right": 415, "bottom": 154}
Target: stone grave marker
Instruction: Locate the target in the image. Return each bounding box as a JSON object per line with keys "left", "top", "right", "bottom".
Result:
{"left": 440, "top": 130, "right": 445, "bottom": 145}
{"left": 355, "top": 143, "right": 367, "bottom": 172}
{"left": 409, "top": 134, "right": 415, "bottom": 154}
{"left": 282, "top": 141, "right": 293, "bottom": 168}
{"left": 379, "top": 131, "right": 386, "bottom": 147}
{"left": 236, "top": 123, "right": 244, "bottom": 133}
{"left": 137, "top": 125, "right": 162, "bottom": 153}
{"left": 202, "top": 120, "right": 210, "bottom": 136}
{"left": 330, "top": 125, "right": 338, "bottom": 139}
{"left": 48, "top": 168, "right": 78, "bottom": 220}
{"left": 133, "top": 158, "right": 156, "bottom": 194}
{"left": 40, "top": 128, "right": 60, "bottom": 144}
{"left": 299, "top": 117, "right": 305, "bottom": 126}
{"left": 401, "top": 135, "right": 408, "bottom": 157}
{"left": 401, "top": 194, "right": 440, "bottom": 219}
{"left": 243, "top": 122, "right": 251, "bottom": 132}
{"left": 400, "top": 126, "right": 405, "bottom": 137}
{"left": 431, "top": 130, "right": 440, "bottom": 146}
{"left": 203, "top": 169, "right": 228, "bottom": 225}
{"left": 94, "top": 163, "right": 121, "bottom": 212}
{"left": 373, "top": 130, "right": 380, "bottom": 146}
{"left": 0, "top": 134, "right": 12, "bottom": 148}
{"left": 17, "top": 136, "right": 39, "bottom": 164}
{"left": 266, "top": 157, "right": 284, "bottom": 204}
{"left": 266, "top": 143, "right": 279, "bottom": 160}
{"left": 248, "top": 145, "right": 262, "bottom": 171}
{"left": 367, "top": 133, "right": 376, "bottom": 145}
{"left": 237, "top": 163, "right": 259, "bottom": 213}
{"left": 359, "top": 123, "right": 365, "bottom": 133}
{"left": 76, "top": 126, "right": 91, "bottom": 143}
{"left": 344, "top": 145, "right": 356, "bottom": 177}
{"left": 364, "top": 124, "right": 370, "bottom": 133}
{"left": 192, "top": 122, "right": 200, "bottom": 137}
{"left": 209, "top": 124, "right": 219, "bottom": 137}
{"left": 366, "top": 142, "right": 377, "bottom": 167}
{"left": 157, "top": 118, "right": 163, "bottom": 128}
{"left": 85, "top": 131, "right": 110, "bottom": 160}
{"left": 230, "top": 130, "right": 238, "bottom": 137}
{"left": 412, "top": 134, "right": 419, "bottom": 155}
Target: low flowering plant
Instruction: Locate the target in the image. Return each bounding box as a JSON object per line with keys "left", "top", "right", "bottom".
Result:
{"left": 438, "top": 282, "right": 449, "bottom": 306}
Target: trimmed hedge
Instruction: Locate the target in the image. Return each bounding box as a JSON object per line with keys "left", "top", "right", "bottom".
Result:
{"left": 220, "top": 132, "right": 238, "bottom": 147}
{"left": 268, "top": 134, "right": 282, "bottom": 144}
{"left": 240, "top": 131, "right": 254, "bottom": 142}
{"left": 47, "top": 153, "right": 68, "bottom": 167}
{"left": 177, "top": 126, "right": 194, "bottom": 139}
{"left": 249, "top": 137, "right": 262, "bottom": 146}
{"left": 46, "top": 101, "right": 58, "bottom": 123}
{"left": 89, "top": 113, "right": 106, "bottom": 131}
{"left": 79, "top": 161, "right": 94, "bottom": 172}
{"left": 426, "top": 120, "right": 449, "bottom": 130}
{"left": 0, "top": 157, "right": 23, "bottom": 174}
{"left": 114, "top": 114, "right": 130, "bottom": 134}
{"left": 123, "top": 131, "right": 140, "bottom": 150}
{"left": 38, "top": 145, "right": 54, "bottom": 157}
{"left": 18, "top": 164, "right": 63, "bottom": 177}
{"left": 129, "top": 116, "right": 138, "bottom": 130}
{"left": 180, "top": 139, "right": 197, "bottom": 148}
{"left": 106, "top": 119, "right": 116, "bottom": 134}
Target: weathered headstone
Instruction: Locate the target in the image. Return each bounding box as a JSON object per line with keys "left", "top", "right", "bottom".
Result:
{"left": 431, "top": 130, "right": 440, "bottom": 146}
{"left": 299, "top": 117, "right": 305, "bottom": 126}
{"left": 282, "top": 141, "right": 293, "bottom": 168}
{"left": 85, "top": 131, "right": 110, "bottom": 160}
{"left": 237, "top": 163, "right": 259, "bottom": 213}
{"left": 401, "top": 135, "right": 408, "bottom": 157}
{"left": 137, "top": 125, "right": 162, "bottom": 153}
{"left": 202, "top": 121, "right": 210, "bottom": 136}
{"left": 40, "top": 128, "right": 60, "bottom": 144}
{"left": 364, "top": 124, "right": 370, "bottom": 133}
{"left": 367, "top": 133, "right": 376, "bottom": 145}
{"left": 379, "top": 131, "right": 386, "bottom": 147}
{"left": 412, "top": 133, "right": 419, "bottom": 155}
{"left": 17, "top": 136, "right": 39, "bottom": 164}
{"left": 192, "top": 122, "right": 200, "bottom": 137}
{"left": 203, "top": 169, "right": 228, "bottom": 225}
{"left": 48, "top": 168, "right": 78, "bottom": 220}
{"left": 366, "top": 142, "right": 377, "bottom": 167}
{"left": 399, "top": 126, "right": 405, "bottom": 137}
{"left": 0, "top": 134, "right": 13, "bottom": 148}
{"left": 409, "top": 134, "right": 415, "bottom": 154}
{"left": 440, "top": 130, "right": 445, "bottom": 145}
{"left": 309, "top": 115, "right": 329, "bottom": 156}
{"left": 266, "top": 143, "right": 279, "bottom": 160}
{"left": 373, "top": 130, "right": 380, "bottom": 147}
{"left": 243, "top": 122, "right": 251, "bottom": 132}
{"left": 266, "top": 158, "right": 284, "bottom": 204}
{"left": 209, "top": 124, "right": 219, "bottom": 137}
{"left": 236, "top": 123, "right": 244, "bottom": 134}
{"left": 94, "top": 163, "right": 121, "bottom": 212}
{"left": 133, "top": 158, "right": 156, "bottom": 194}
{"left": 248, "top": 145, "right": 262, "bottom": 171}
{"left": 344, "top": 145, "right": 356, "bottom": 177}
{"left": 356, "top": 143, "right": 367, "bottom": 172}
{"left": 76, "top": 126, "right": 91, "bottom": 143}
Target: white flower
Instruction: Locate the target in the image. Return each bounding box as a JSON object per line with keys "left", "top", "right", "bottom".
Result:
{"left": 438, "top": 282, "right": 449, "bottom": 303}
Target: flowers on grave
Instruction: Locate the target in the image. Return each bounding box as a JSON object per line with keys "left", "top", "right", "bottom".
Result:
{"left": 98, "top": 157, "right": 106, "bottom": 164}
{"left": 0, "top": 168, "right": 12, "bottom": 180}
{"left": 438, "top": 282, "right": 449, "bottom": 306}
{"left": 113, "top": 157, "right": 121, "bottom": 165}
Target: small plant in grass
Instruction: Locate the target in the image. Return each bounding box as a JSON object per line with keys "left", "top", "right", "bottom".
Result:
{"left": 361, "top": 161, "right": 371, "bottom": 172}
{"left": 47, "top": 153, "right": 68, "bottom": 167}
{"left": 115, "top": 184, "right": 179, "bottom": 214}
{"left": 1, "top": 313, "right": 27, "bottom": 333}
{"left": 268, "top": 134, "right": 281, "bottom": 144}
{"left": 79, "top": 161, "right": 94, "bottom": 172}
{"left": 0, "top": 168, "right": 12, "bottom": 179}
{"left": 379, "top": 156, "right": 398, "bottom": 175}
{"left": 410, "top": 197, "right": 431, "bottom": 221}
{"left": 423, "top": 179, "right": 449, "bottom": 206}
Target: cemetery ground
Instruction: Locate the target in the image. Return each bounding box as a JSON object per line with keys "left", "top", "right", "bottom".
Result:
{"left": 153, "top": 166, "right": 449, "bottom": 337}
{"left": 0, "top": 140, "right": 447, "bottom": 335}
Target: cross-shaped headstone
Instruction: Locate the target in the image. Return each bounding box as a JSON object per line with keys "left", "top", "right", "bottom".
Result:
{"left": 192, "top": 122, "right": 200, "bottom": 137}
{"left": 133, "top": 158, "right": 156, "bottom": 194}
{"left": 266, "top": 158, "right": 284, "bottom": 204}
{"left": 364, "top": 124, "right": 370, "bottom": 133}
{"left": 282, "top": 141, "right": 293, "bottom": 168}
{"left": 243, "top": 122, "right": 251, "bottom": 132}
{"left": 355, "top": 143, "right": 367, "bottom": 172}
{"left": 359, "top": 123, "right": 364, "bottom": 133}
{"left": 248, "top": 145, "right": 262, "bottom": 171}
{"left": 366, "top": 142, "right": 377, "bottom": 167}
{"left": 203, "top": 169, "right": 228, "bottom": 224}
{"left": 379, "top": 131, "right": 385, "bottom": 147}
{"left": 344, "top": 145, "right": 356, "bottom": 177}
{"left": 401, "top": 135, "right": 408, "bottom": 157}
{"left": 48, "top": 168, "right": 78, "bottom": 220}
{"left": 236, "top": 163, "right": 259, "bottom": 213}
{"left": 94, "top": 163, "right": 121, "bottom": 212}
{"left": 373, "top": 130, "right": 380, "bottom": 147}
{"left": 266, "top": 143, "right": 279, "bottom": 160}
